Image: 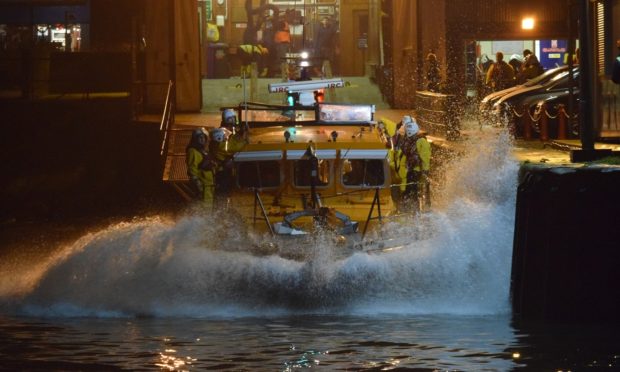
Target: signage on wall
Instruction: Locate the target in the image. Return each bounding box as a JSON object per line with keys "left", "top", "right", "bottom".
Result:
{"left": 539, "top": 39, "right": 567, "bottom": 69}
{"left": 206, "top": 0, "right": 212, "bottom": 21}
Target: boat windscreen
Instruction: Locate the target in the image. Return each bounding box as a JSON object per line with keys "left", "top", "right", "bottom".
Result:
{"left": 294, "top": 159, "right": 330, "bottom": 187}
{"left": 318, "top": 104, "right": 374, "bottom": 122}
{"left": 240, "top": 109, "right": 316, "bottom": 123}
{"left": 237, "top": 161, "right": 281, "bottom": 188}
{"left": 341, "top": 159, "right": 385, "bottom": 187}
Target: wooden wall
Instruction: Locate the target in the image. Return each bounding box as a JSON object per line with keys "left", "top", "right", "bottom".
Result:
{"left": 387, "top": 0, "right": 417, "bottom": 108}
{"left": 339, "top": 0, "right": 370, "bottom": 76}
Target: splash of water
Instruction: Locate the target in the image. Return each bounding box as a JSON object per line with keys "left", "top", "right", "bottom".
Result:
{"left": 1, "top": 131, "right": 518, "bottom": 318}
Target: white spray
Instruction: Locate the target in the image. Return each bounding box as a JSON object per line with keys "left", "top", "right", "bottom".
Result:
{"left": 1, "top": 131, "right": 519, "bottom": 318}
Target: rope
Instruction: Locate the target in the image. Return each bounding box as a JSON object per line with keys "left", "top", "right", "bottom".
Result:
{"left": 510, "top": 106, "right": 527, "bottom": 118}
{"left": 543, "top": 107, "right": 559, "bottom": 119}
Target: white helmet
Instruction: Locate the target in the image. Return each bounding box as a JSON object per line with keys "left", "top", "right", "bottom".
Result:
{"left": 210, "top": 127, "right": 228, "bottom": 143}
{"left": 403, "top": 116, "right": 420, "bottom": 137}
{"left": 221, "top": 109, "right": 237, "bottom": 127}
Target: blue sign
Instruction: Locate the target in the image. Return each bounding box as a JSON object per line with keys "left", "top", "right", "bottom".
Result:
{"left": 539, "top": 39, "right": 568, "bottom": 70}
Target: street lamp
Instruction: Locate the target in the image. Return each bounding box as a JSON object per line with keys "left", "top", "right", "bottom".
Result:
{"left": 521, "top": 17, "right": 535, "bottom": 30}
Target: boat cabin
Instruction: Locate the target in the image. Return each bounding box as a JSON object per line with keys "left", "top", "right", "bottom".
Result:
{"left": 163, "top": 92, "right": 396, "bottom": 238}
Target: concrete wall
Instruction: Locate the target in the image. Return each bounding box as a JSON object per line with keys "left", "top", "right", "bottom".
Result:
{"left": 512, "top": 164, "right": 620, "bottom": 323}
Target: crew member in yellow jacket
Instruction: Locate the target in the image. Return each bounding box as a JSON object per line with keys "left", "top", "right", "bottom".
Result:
{"left": 209, "top": 109, "right": 249, "bottom": 204}
{"left": 381, "top": 117, "right": 408, "bottom": 207}
{"left": 401, "top": 116, "right": 431, "bottom": 212}
{"left": 186, "top": 127, "right": 215, "bottom": 206}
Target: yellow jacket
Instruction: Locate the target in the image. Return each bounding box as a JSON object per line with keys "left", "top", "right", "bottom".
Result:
{"left": 412, "top": 136, "right": 431, "bottom": 172}
{"left": 186, "top": 147, "right": 215, "bottom": 203}
{"left": 210, "top": 134, "right": 247, "bottom": 169}
{"left": 388, "top": 147, "right": 408, "bottom": 192}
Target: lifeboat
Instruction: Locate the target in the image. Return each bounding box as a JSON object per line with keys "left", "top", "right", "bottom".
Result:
{"left": 163, "top": 79, "right": 418, "bottom": 259}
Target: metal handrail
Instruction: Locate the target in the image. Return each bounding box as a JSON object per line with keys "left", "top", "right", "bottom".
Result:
{"left": 159, "top": 80, "right": 175, "bottom": 156}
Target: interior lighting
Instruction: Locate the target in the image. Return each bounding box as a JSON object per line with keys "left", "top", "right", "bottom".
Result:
{"left": 521, "top": 17, "right": 535, "bottom": 30}
{"left": 300, "top": 51, "right": 309, "bottom": 59}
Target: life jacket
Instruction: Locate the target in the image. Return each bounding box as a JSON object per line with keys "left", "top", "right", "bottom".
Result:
{"left": 401, "top": 135, "right": 421, "bottom": 169}
{"left": 239, "top": 45, "right": 267, "bottom": 56}
{"left": 388, "top": 146, "right": 408, "bottom": 192}
{"left": 400, "top": 133, "right": 431, "bottom": 172}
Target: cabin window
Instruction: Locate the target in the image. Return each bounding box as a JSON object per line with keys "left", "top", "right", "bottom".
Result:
{"left": 293, "top": 159, "right": 330, "bottom": 187}
{"left": 341, "top": 159, "right": 385, "bottom": 187}
{"left": 237, "top": 161, "right": 281, "bottom": 188}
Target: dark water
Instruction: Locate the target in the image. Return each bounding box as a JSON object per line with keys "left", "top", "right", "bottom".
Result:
{"left": 1, "top": 134, "right": 619, "bottom": 371}
{"left": 1, "top": 314, "right": 619, "bottom": 371}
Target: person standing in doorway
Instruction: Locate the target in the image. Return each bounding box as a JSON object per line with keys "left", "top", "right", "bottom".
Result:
{"left": 274, "top": 20, "right": 291, "bottom": 78}
{"left": 486, "top": 51, "right": 515, "bottom": 92}
{"left": 314, "top": 17, "right": 337, "bottom": 77}
{"left": 517, "top": 49, "right": 544, "bottom": 83}
{"left": 425, "top": 52, "right": 441, "bottom": 92}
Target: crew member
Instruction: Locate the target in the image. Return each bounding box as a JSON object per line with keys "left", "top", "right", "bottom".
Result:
{"left": 486, "top": 51, "right": 515, "bottom": 91}
{"left": 400, "top": 116, "right": 431, "bottom": 213}
{"left": 210, "top": 111, "right": 248, "bottom": 205}
{"left": 384, "top": 117, "right": 408, "bottom": 208}
{"left": 237, "top": 44, "right": 269, "bottom": 77}
{"left": 186, "top": 127, "right": 215, "bottom": 206}
{"left": 220, "top": 108, "right": 248, "bottom": 153}
{"left": 209, "top": 127, "right": 232, "bottom": 204}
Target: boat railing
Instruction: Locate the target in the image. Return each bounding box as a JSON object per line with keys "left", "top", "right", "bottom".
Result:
{"left": 159, "top": 80, "right": 175, "bottom": 156}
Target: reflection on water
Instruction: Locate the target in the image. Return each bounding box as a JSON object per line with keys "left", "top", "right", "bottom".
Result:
{"left": 2, "top": 131, "right": 618, "bottom": 369}
{"left": 1, "top": 314, "right": 619, "bottom": 370}
{"left": 0, "top": 315, "right": 520, "bottom": 370}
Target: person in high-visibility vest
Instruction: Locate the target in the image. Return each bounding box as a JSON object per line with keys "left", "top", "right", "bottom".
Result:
{"left": 400, "top": 116, "right": 431, "bottom": 213}
{"left": 186, "top": 128, "right": 215, "bottom": 206}
{"left": 383, "top": 117, "right": 408, "bottom": 208}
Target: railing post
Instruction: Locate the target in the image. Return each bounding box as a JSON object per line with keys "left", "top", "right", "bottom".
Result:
{"left": 539, "top": 103, "right": 549, "bottom": 141}
{"left": 557, "top": 104, "right": 568, "bottom": 140}
{"left": 522, "top": 111, "right": 532, "bottom": 140}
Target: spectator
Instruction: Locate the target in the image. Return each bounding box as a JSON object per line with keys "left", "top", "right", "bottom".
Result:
{"left": 564, "top": 47, "right": 580, "bottom": 66}
{"left": 508, "top": 54, "right": 524, "bottom": 75}
{"left": 517, "top": 49, "right": 544, "bottom": 83}
{"left": 486, "top": 51, "right": 515, "bottom": 92}
{"left": 313, "top": 17, "right": 337, "bottom": 77}
{"left": 425, "top": 52, "right": 441, "bottom": 92}
{"left": 274, "top": 20, "right": 291, "bottom": 77}
{"left": 477, "top": 54, "right": 494, "bottom": 97}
